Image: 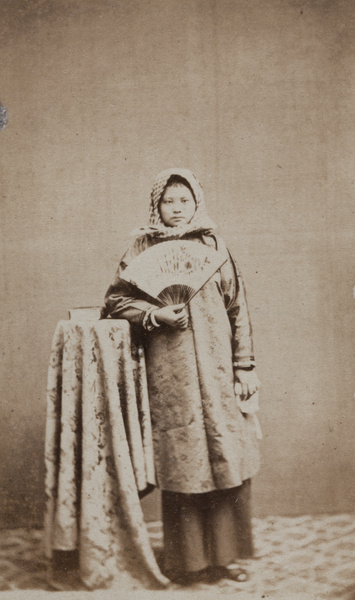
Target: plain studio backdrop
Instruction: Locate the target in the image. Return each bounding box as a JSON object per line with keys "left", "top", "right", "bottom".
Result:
{"left": 0, "top": 0, "right": 354, "bottom": 528}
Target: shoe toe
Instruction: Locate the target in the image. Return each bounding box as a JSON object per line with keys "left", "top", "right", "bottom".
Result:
{"left": 222, "top": 566, "right": 249, "bottom": 582}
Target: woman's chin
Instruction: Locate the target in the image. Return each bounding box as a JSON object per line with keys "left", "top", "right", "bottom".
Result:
{"left": 167, "top": 220, "right": 186, "bottom": 227}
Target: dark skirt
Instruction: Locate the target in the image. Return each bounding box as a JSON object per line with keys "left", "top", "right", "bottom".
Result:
{"left": 162, "top": 479, "right": 253, "bottom": 574}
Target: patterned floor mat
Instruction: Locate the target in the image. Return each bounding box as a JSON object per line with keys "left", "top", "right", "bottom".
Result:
{"left": 0, "top": 514, "right": 354, "bottom": 599}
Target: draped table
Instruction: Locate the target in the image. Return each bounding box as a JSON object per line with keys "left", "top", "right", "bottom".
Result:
{"left": 43, "top": 319, "right": 169, "bottom": 589}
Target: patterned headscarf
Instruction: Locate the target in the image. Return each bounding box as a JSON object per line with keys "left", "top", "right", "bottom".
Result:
{"left": 131, "top": 168, "right": 216, "bottom": 239}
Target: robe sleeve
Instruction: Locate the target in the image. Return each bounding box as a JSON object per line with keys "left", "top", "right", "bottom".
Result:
{"left": 103, "top": 237, "right": 158, "bottom": 327}
{"left": 217, "top": 237, "right": 255, "bottom": 369}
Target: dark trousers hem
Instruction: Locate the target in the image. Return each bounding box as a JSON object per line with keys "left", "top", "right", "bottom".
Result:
{"left": 162, "top": 479, "right": 253, "bottom": 574}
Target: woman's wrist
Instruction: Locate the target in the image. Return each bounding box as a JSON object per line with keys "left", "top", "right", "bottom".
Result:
{"left": 150, "top": 309, "right": 161, "bottom": 328}
{"left": 143, "top": 307, "right": 161, "bottom": 330}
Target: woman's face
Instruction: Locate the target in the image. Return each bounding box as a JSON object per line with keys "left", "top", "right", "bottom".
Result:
{"left": 159, "top": 184, "right": 196, "bottom": 227}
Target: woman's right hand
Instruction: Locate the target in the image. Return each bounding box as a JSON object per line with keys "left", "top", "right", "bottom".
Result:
{"left": 153, "top": 304, "right": 189, "bottom": 329}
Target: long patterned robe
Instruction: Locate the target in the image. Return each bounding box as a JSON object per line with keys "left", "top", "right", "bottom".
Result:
{"left": 104, "top": 233, "right": 260, "bottom": 494}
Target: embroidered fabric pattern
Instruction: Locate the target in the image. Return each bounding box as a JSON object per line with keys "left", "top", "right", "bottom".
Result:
{"left": 44, "top": 320, "right": 168, "bottom": 589}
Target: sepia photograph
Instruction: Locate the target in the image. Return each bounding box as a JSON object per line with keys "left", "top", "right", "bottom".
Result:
{"left": 0, "top": 1, "right": 354, "bottom": 599}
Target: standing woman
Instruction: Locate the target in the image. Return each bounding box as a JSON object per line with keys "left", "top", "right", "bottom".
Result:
{"left": 103, "top": 168, "right": 261, "bottom": 585}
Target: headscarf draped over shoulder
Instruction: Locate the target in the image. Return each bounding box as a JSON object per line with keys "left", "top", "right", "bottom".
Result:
{"left": 131, "top": 168, "right": 216, "bottom": 240}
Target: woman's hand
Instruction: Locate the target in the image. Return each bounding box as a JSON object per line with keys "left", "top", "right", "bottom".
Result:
{"left": 234, "top": 369, "right": 260, "bottom": 400}
{"left": 153, "top": 304, "right": 189, "bottom": 329}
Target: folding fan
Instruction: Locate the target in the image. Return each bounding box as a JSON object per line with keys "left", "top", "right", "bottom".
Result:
{"left": 121, "top": 240, "right": 228, "bottom": 306}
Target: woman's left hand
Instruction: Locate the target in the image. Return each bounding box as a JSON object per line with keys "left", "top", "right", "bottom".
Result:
{"left": 234, "top": 369, "right": 260, "bottom": 400}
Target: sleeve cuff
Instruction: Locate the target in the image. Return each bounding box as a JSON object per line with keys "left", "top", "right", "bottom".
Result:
{"left": 233, "top": 360, "right": 256, "bottom": 370}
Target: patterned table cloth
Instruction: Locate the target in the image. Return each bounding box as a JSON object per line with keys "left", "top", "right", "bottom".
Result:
{"left": 43, "top": 319, "right": 169, "bottom": 589}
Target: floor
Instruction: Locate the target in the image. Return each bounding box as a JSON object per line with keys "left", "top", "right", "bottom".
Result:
{"left": 0, "top": 514, "right": 355, "bottom": 600}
